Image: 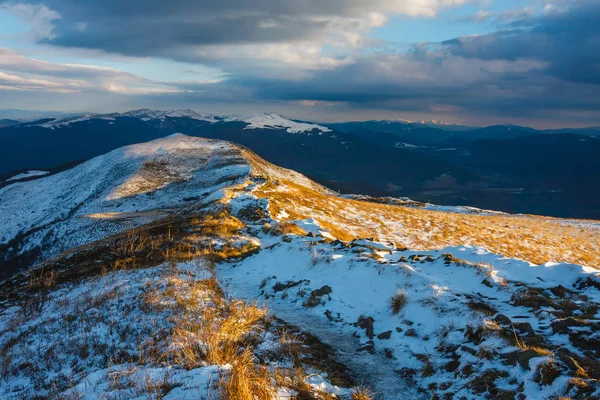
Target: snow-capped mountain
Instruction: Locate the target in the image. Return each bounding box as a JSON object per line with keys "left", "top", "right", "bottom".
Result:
{"left": 230, "top": 112, "right": 331, "bottom": 134}
{"left": 37, "top": 109, "right": 221, "bottom": 128}
{"left": 31, "top": 109, "right": 328, "bottom": 133}
{"left": 0, "top": 135, "right": 599, "bottom": 399}
{"left": 2, "top": 109, "right": 600, "bottom": 220}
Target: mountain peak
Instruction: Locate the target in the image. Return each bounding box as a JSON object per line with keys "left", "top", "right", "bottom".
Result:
{"left": 237, "top": 112, "right": 332, "bottom": 134}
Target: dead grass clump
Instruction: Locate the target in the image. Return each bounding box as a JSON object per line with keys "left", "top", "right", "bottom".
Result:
{"left": 172, "top": 299, "right": 267, "bottom": 368}
{"left": 220, "top": 348, "right": 275, "bottom": 400}
{"left": 193, "top": 210, "right": 244, "bottom": 237}
{"left": 273, "top": 368, "right": 337, "bottom": 400}
{"left": 277, "top": 330, "right": 304, "bottom": 364}
{"left": 389, "top": 291, "right": 407, "bottom": 315}
{"left": 352, "top": 386, "right": 375, "bottom": 400}
{"left": 265, "top": 221, "right": 307, "bottom": 236}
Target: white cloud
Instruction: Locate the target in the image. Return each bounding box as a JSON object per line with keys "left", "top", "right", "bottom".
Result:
{"left": 0, "top": 48, "right": 189, "bottom": 95}
{"left": 0, "top": 3, "right": 60, "bottom": 40}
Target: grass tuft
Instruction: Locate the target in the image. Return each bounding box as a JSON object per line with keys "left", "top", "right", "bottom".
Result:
{"left": 389, "top": 290, "right": 407, "bottom": 315}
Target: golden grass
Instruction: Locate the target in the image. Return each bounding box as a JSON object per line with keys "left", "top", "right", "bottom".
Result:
{"left": 192, "top": 210, "right": 245, "bottom": 237}
{"left": 263, "top": 221, "right": 307, "bottom": 236}
{"left": 254, "top": 179, "right": 600, "bottom": 267}
{"left": 352, "top": 387, "right": 375, "bottom": 400}
{"left": 220, "top": 348, "right": 275, "bottom": 400}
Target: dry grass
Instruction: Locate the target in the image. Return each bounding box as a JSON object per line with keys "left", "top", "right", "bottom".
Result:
{"left": 220, "top": 348, "right": 275, "bottom": 400}
{"left": 389, "top": 291, "right": 407, "bottom": 315}
{"left": 352, "top": 386, "right": 375, "bottom": 400}
{"left": 254, "top": 179, "right": 600, "bottom": 267}
{"left": 192, "top": 210, "right": 245, "bottom": 237}
{"left": 263, "top": 221, "right": 307, "bottom": 236}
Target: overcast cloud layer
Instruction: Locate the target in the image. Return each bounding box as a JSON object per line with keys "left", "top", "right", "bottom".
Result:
{"left": 0, "top": 0, "right": 599, "bottom": 127}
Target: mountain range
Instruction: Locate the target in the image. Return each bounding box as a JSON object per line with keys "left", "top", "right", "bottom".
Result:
{"left": 1, "top": 109, "right": 599, "bottom": 219}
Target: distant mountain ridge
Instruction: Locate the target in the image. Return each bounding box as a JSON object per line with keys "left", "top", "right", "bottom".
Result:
{"left": 1, "top": 109, "right": 599, "bottom": 218}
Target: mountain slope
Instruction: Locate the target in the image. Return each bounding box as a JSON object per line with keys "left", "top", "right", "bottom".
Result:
{"left": 1, "top": 135, "right": 599, "bottom": 399}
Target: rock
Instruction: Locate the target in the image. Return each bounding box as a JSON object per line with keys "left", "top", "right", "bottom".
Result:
{"left": 550, "top": 285, "right": 574, "bottom": 297}
{"left": 518, "top": 349, "right": 541, "bottom": 370}
{"left": 534, "top": 360, "right": 561, "bottom": 386}
{"left": 461, "top": 345, "right": 478, "bottom": 356}
{"left": 355, "top": 316, "right": 375, "bottom": 339}
{"left": 513, "top": 322, "right": 535, "bottom": 336}
{"left": 384, "top": 348, "right": 394, "bottom": 359}
{"left": 273, "top": 279, "right": 308, "bottom": 292}
{"left": 495, "top": 314, "right": 512, "bottom": 326}
{"left": 569, "top": 332, "right": 600, "bottom": 356}
{"left": 357, "top": 342, "right": 375, "bottom": 354}
{"left": 468, "top": 369, "right": 509, "bottom": 395}
{"left": 551, "top": 317, "right": 591, "bottom": 334}
{"left": 496, "top": 391, "right": 519, "bottom": 400}
{"left": 445, "top": 359, "right": 460, "bottom": 372}
{"left": 377, "top": 330, "right": 392, "bottom": 340}
{"left": 303, "top": 285, "right": 332, "bottom": 307}
{"left": 467, "top": 300, "right": 497, "bottom": 316}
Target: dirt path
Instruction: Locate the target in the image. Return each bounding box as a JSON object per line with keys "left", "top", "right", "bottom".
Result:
{"left": 217, "top": 270, "right": 422, "bottom": 400}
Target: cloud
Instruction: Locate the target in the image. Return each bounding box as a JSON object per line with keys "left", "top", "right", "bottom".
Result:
{"left": 442, "top": 1, "right": 600, "bottom": 84}
{"left": 0, "top": 0, "right": 470, "bottom": 69}
{"left": 0, "top": 48, "right": 194, "bottom": 95}
{"left": 0, "top": 2, "right": 59, "bottom": 40}
{"left": 0, "top": 0, "right": 599, "bottom": 127}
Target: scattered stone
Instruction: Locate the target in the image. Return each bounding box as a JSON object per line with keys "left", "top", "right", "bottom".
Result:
{"left": 468, "top": 369, "right": 509, "bottom": 395}
{"left": 460, "top": 345, "right": 478, "bottom": 356}
{"left": 495, "top": 314, "right": 512, "bottom": 326}
{"left": 303, "top": 285, "right": 332, "bottom": 308}
{"left": 534, "top": 359, "right": 562, "bottom": 386}
{"left": 377, "top": 330, "right": 392, "bottom": 340}
{"left": 384, "top": 348, "right": 394, "bottom": 359}
{"left": 467, "top": 300, "right": 497, "bottom": 316}
{"left": 355, "top": 316, "right": 375, "bottom": 339}
{"left": 444, "top": 359, "right": 460, "bottom": 372}
{"left": 273, "top": 279, "right": 308, "bottom": 292}
{"left": 357, "top": 342, "right": 375, "bottom": 354}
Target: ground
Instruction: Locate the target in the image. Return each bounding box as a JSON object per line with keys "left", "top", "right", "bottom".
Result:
{"left": 1, "top": 134, "right": 599, "bottom": 399}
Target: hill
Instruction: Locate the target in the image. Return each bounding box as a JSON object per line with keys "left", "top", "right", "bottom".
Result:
{"left": 0, "top": 135, "right": 599, "bottom": 399}
{"left": 2, "top": 110, "right": 599, "bottom": 218}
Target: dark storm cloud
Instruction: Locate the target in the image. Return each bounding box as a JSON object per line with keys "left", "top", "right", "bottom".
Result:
{"left": 0, "top": 0, "right": 391, "bottom": 57}
{"left": 442, "top": 2, "right": 600, "bottom": 84}
{"left": 219, "top": 1, "right": 600, "bottom": 122}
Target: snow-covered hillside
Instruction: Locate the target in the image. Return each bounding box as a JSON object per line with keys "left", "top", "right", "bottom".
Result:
{"left": 231, "top": 112, "right": 332, "bottom": 134}
{"left": 1, "top": 135, "right": 599, "bottom": 399}
{"left": 32, "top": 109, "right": 330, "bottom": 134}
{"left": 0, "top": 134, "right": 251, "bottom": 263}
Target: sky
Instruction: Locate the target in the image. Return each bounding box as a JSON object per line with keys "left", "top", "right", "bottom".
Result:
{"left": 0, "top": 0, "right": 599, "bottom": 128}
